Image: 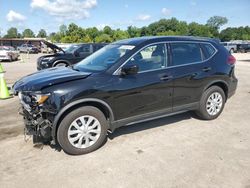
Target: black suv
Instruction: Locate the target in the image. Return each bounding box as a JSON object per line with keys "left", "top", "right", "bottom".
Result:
{"left": 37, "top": 42, "right": 106, "bottom": 70}
{"left": 13, "top": 36, "right": 237, "bottom": 155}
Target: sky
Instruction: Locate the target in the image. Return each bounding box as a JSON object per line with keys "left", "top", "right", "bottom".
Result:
{"left": 0, "top": 0, "right": 250, "bottom": 35}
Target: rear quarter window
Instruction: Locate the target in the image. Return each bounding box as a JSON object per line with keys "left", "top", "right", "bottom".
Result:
{"left": 171, "top": 42, "right": 202, "bottom": 66}
{"left": 201, "top": 43, "right": 217, "bottom": 60}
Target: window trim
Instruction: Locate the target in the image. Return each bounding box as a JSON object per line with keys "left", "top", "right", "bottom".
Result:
{"left": 169, "top": 41, "right": 217, "bottom": 68}
{"left": 113, "top": 41, "right": 218, "bottom": 75}
{"left": 200, "top": 43, "right": 217, "bottom": 61}
{"left": 113, "top": 42, "right": 168, "bottom": 75}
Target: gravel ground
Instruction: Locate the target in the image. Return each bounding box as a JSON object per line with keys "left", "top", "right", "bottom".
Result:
{"left": 0, "top": 53, "right": 250, "bottom": 188}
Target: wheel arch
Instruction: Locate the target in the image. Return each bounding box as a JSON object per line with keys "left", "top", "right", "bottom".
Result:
{"left": 52, "top": 60, "right": 71, "bottom": 67}
{"left": 204, "top": 80, "right": 229, "bottom": 99}
{"left": 51, "top": 98, "right": 114, "bottom": 141}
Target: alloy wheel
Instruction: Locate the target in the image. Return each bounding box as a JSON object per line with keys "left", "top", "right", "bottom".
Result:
{"left": 206, "top": 92, "right": 223, "bottom": 116}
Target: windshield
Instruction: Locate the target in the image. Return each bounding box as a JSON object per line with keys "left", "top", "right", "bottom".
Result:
{"left": 74, "top": 44, "right": 135, "bottom": 72}
{"left": 65, "top": 45, "right": 80, "bottom": 53}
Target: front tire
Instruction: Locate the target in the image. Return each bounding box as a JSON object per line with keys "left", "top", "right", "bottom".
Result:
{"left": 195, "top": 86, "right": 226, "bottom": 120}
{"left": 57, "top": 106, "right": 108, "bottom": 155}
{"left": 55, "top": 62, "right": 68, "bottom": 67}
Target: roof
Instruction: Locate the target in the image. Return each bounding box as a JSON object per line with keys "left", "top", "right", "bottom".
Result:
{"left": 113, "top": 36, "right": 220, "bottom": 46}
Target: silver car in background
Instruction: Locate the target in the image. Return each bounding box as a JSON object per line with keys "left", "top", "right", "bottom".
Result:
{"left": 221, "top": 42, "right": 237, "bottom": 53}
{"left": 0, "top": 46, "right": 19, "bottom": 62}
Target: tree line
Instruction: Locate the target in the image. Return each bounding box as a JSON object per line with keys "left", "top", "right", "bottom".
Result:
{"left": 2, "top": 16, "right": 250, "bottom": 43}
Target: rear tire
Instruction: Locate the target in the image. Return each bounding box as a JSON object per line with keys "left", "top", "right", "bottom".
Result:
{"left": 195, "top": 86, "right": 226, "bottom": 120}
{"left": 57, "top": 106, "right": 108, "bottom": 155}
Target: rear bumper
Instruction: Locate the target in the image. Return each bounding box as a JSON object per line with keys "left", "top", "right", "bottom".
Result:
{"left": 0, "top": 56, "right": 11, "bottom": 60}
{"left": 228, "top": 78, "right": 238, "bottom": 99}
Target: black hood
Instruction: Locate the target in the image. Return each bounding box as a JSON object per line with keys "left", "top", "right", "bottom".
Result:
{"left": 13, "top": 67, "right": 91, "bottom": 92}
{"left": 42, "top": 40, "right": 65, "bottom": 53}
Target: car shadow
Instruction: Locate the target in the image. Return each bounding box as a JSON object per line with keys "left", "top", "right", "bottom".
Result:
{"left": 108, "top": 112, "right": 193, "bottom": 140}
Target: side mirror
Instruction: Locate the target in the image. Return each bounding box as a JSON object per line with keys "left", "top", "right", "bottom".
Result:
{"left": 121, "top": 65, "right": 139, "bottom": 76}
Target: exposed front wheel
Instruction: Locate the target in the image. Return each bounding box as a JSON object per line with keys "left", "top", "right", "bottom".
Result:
{"left": 195, "top": 86, "right": 226, "bottom": 120}
{"left": 57, "top": 106, "right": 108, "bottom": 155}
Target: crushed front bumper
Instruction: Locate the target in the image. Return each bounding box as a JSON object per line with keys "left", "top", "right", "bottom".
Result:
{"left": 18, "top": 97, "right": 53, "bottom": 143}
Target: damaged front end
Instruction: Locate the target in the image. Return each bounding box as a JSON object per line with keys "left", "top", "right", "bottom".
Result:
{"left": 18, "top": 92, "right": 54, "bottom": 144}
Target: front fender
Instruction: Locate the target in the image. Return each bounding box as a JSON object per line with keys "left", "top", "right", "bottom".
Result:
{"left": 51, "top": 98, "right": 114, "bottom": 141}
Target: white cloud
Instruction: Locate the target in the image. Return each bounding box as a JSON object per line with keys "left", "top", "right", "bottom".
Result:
{"left": 30, "top": 0, "right": 97, "bottom": 20}
{"left": 136, "top": 14, "right": 151, "bottom": 21}
{"left": 6, "top": 10, "right": 26, "bottom": 22}
{"left": 162, "top": 8, "right": 171, "bottom": 16}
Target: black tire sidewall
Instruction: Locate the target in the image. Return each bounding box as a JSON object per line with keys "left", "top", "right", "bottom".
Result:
{"left": 197, "top": 86, "right": 226, "bottom": 120}
{"left": 57, "top": 106, "right": 108, "bottom": 155}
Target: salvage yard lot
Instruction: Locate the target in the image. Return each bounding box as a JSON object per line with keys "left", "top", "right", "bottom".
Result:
{"left": 0, "top": 53, "right": 250, "bottom": 187}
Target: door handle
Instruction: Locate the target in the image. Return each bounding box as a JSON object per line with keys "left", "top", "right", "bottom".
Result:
{"left": 160, "top": 75, "right": 173, "bottom": 81}
{"left": 202, "top": 67, "right": 212, "bottom": 72}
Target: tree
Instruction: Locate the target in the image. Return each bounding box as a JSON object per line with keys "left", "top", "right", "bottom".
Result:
{"left": 86, "top": 27, "right": 99, "bottom": 42}
{"left": 49, "top": 32, "right": 61, "bottom": 42}
{"left": 103, "top": 26, "right": 113, "bottom": 36}
{"left": 206, "top": 16, "right": 228, "bottom": 30}
{"left": 59, "top": 24, "right": 67, "bottom": 36}
{"left": 22, "top": 29, "right": 35, "bottom": 38}
{"left": 37, "top": 29, "right": 47, "bottom": 38}
{"left": 188, "top": 22, "right": 213, "bottom": 37}
{"left": 4, "top": 17, "right": 249, "bottom": 43}
{"left": 127, "top": 26, "right": 140, "bottom": 38}
{"left": 4, "top": 27, "right": 19, "bottom": 38}
{"left": 95, "top": 34, "right": 112, "bottom": 43}
{"left": 67, "top": 23, "right": 78, "bottom": 35}
{"left": 113, "top": 29, "right": 129, "bottom": 40}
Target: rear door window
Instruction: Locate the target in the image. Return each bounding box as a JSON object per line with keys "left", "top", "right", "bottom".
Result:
{"left": 170, "top": 43, "right": 202, "bottom": 66}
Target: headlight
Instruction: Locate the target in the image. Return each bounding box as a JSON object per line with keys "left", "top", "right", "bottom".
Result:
{"left": 32, "top": 93, "right": 50, "bottom": 105}
{"left": 42, "top": 57, "right": 54, "bottom": 62}
{"left": 18, "top": 92, "right": 23, "bottom": 100}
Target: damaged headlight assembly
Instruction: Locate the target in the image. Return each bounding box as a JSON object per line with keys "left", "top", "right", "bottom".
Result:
{"left": 19, "top": 92, "right": 50, "bottom": 106}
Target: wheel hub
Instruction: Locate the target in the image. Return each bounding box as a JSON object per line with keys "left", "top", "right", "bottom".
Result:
{"left": 206, "top": 92, "right": 223, "bottom": 116}
{"left": 67, "top": 115, "right": 101, "bottom": 149}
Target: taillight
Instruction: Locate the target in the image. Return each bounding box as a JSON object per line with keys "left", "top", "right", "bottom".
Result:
{"left": 227, "top": 55, "right": 236, "bottom": 65}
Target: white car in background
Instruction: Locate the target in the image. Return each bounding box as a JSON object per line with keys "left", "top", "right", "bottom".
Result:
{"left": 0, "top": 46, "right": 19, "bottom": 62}
{"left": 221, "top": 42, "right": 237, "bottom": 53}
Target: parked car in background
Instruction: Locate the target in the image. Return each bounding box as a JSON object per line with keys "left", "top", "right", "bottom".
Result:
{"left": 221, "top": 42, "right": 237, "bottom": 53}
{"left": 17, "top": 44, "right": 39, "bottom": 53}
{"left": 14, "top": 36, "right": 237, "bottom": 155}
{"left": 37, "top": 41, "right": 107, "bottom": 70}
{"left": 41, "top": 44, "right": 54, "bottom": 54}
{"left": 0, "top": 46, "right": 19, "bottom": 61}
{"left": 237, "top": 43, "right": 250, "bottom": 53}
